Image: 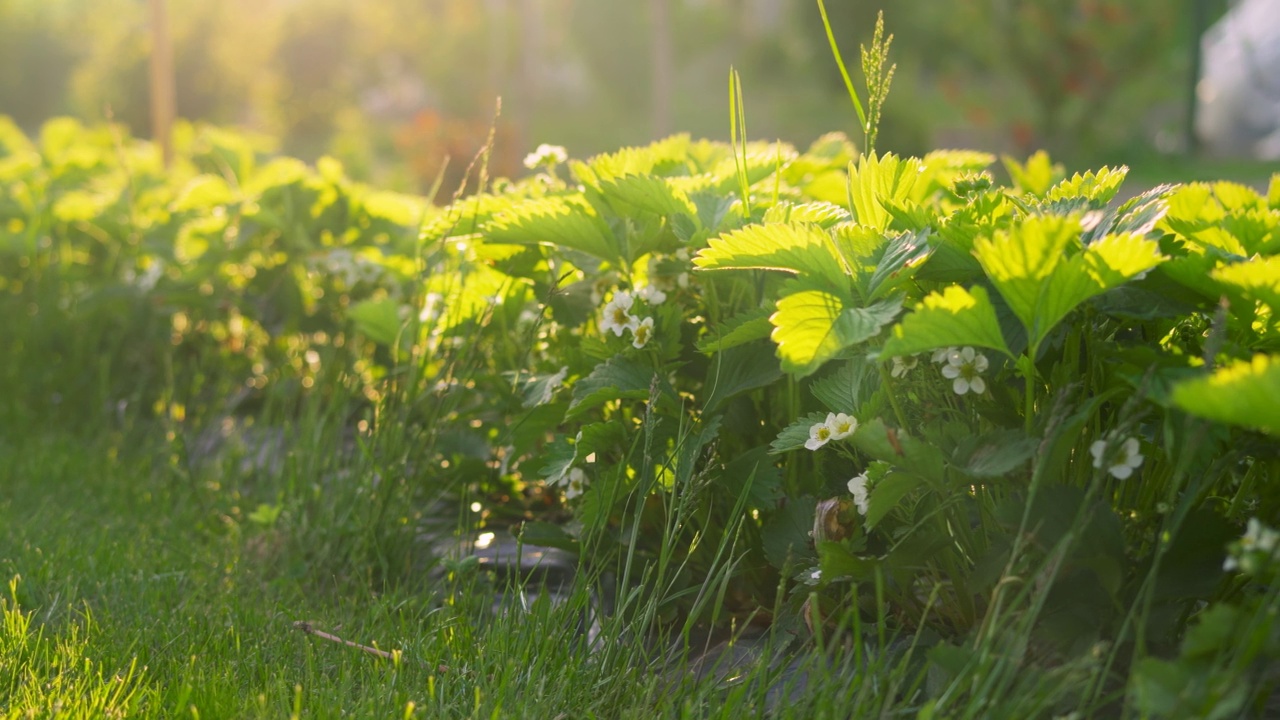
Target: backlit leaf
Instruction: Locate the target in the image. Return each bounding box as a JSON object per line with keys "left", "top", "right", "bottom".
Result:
{"left": 1212, "top": 255, "right": 1280, "bottom": 312}
{"left": 770, "top": 291, "right": 902, "bottom": 377}
{"left": 695, "top": 223, "right": 849, "bottom": 291}
{"left": 1002, "top": 150, "right": 1062, "bottom": 197}
{"left": 1171, "top": 354, "right": 1280, "bottom": 436}
{"left": 486, "top": 196, "right": 617, "bottom": 263}
{"left": 847, "top": 152, "right": 924, "bottom": 231}
{"left": 881, "top": 285, "right": 1011, "bottom": 359}
{"left": 762, "top": 201, "right": 850, "bottom": 228}
{"left": 976, "top": 217, "right": 1164, "bottom": 348}
{"left": 1045, "top": 166, "right": 1128, "bottom": 205}
{"left": 597, "top": 174, "right": 695, "bottom": 217}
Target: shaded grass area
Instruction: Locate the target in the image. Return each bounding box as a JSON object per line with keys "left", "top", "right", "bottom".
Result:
{"left": 0, "top": 422, "right": 899, "bottom": 719}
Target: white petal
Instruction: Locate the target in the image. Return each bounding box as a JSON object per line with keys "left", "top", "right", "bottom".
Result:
{"left": 1110, "top": 464, "right": 1134, "bottom": 480}
{"left": 941, "top": 365, "right": 961, "bottom": 379}
{"left": 969, "top": 376, "right": 986, "bottom": 395}
{"left": 1090, "top": 440, "right": 1107, "bottom": 465}
{"left": 953, "top": 378, "right": 969, "bottom": 395}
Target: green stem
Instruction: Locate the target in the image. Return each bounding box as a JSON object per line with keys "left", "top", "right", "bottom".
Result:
{"left": 1023, "top": 347, "right": 1037, "bottom": 434}
{"left": 878, "top": 363, "right": 910, "bottom": 431}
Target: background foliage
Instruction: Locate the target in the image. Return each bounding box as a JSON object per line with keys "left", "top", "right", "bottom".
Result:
{"left": 0, "top": 0, "right": 1223, "bottom": 193}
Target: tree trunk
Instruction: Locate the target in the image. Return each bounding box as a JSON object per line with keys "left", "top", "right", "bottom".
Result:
{"left": 650, "top": 0, "right": 674, "bottom": 138}
{"left": 148, "top": 0, "right": 176, "bottom": 166}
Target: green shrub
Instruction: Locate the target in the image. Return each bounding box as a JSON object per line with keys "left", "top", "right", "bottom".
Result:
{"left": 5, "top": 112, "right": 1279, "bottom": 715}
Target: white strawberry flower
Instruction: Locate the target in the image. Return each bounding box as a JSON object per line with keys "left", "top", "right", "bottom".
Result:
{"left": 890, "top": 355, "right": 919, "bottom": 378}
{"left": 523, "top": 143, "right": 568, "bottom": 170}
{"left": 827, "top": 412, "right": 857, "bottom": 440}
{"left": 941, "top": 346, "right": 989, "bottom": 395}
{"left": 637, "top": 284, "right": 667, "bottom": 305}
{"left": 847, "top": 472, "right": 870, "bottom": 515}
{"left": 555, "top": 467, "right": 588, "bottom": 500}
{"left": 632, "top": 316, "right": 655, "bottom": 349}
{"left": 805, "top": 421, "right": 835, "bottom": 451}
{"left": 600, "top": 290, "right": 639, "bottom": 337}
{"left": 1090, "top": 434, "right": 1144, "bottom": 480}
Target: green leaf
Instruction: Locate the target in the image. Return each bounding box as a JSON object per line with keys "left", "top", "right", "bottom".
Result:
{"left": 518, "top": 521, "right": 580, "bottom": 553}
{"left": 1045, "top": 166, "right": 1128, "bottom": 205}
{"left": 486, "top": 196, "right": 617, "bottom": 263}
{"left": 696, "top": 306, "right": 774, "bottom": 354}
{"left": 537, "top": 435, "right": 579, "bottom": 482}
{"left": 865, "top": 472, "right": 923, "bottom": 530}
{"left": 702, "top": 343, "right": 784, "bottom": 413}
{"left": 694, "top": 223, "right": 849, "bottom": 291}
{"left": 761, "top": 497, "right": 817, "bottom": 569}
{"left": 810, "top": 355, "right": 878, "bottom": 415}
{"left": 567, "top": 356, "right": 662, "bottom": 419}
{"left": 172, "top": 175, "right": 235, "bottom": 212}
{"left": 973, "top": 216, "right": 1078, "bottom": 333}
{"left": 574, "top": 134, "right": 692, "bottom": 184}
{"left": 1181, "top": 604, "right": 1242, "bottom": 659}
{"left": 511, "top": 367, "right": 569, "bottom": 408}
{"left": 347, "top": 299, "right": 403, "bottom": 347}
{"left": 1171, "top": 354, "right": 1280, "bottom": 436}
{"left": 847, "top": 152, "right": 924, "bottom": 231}
{"left": 818, "top": 541, "right": 877, "bottom": 580}
{"left": 770, "top": 291, "right": 902, "bottom": 377}
{"left": 1001, "top": 150, "right": 1061, "bottom": 197}
{"left": 721, "top": 446, "right": 783, "bottom": 507}
{"left": 881, "top": 285, "right": 1011, "bottom": 359}
{"left": 1129, "top": 658, "right": 1190, "bottom": 718}
{"left": 956, "top": 429, "right": 1038, "bottom": 479}
{"left": 866, "top": 229, "right": 932, "bottom": 301}
{"left": 849, "top": 418, "right": 947, "bottom": 484}
{"left": 975, "top": 218, "right": 1164, "bottom": 348}
{"left": 1212, "top": 256, "right": 1280, "bottom": 312}
{"left": 762, "top": 201, "right": 850, "bottom": 228}
{"left": 596, "top": 174, "right": 695, "bottom": 217}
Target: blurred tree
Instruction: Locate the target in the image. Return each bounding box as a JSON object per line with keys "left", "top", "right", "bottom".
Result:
{"left": 0, "top": 0, "right": 79, "bottom": 128}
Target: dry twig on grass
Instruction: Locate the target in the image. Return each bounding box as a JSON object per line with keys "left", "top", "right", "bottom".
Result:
{"left": 292, "top": 620, "right": 450, "bottom": 673}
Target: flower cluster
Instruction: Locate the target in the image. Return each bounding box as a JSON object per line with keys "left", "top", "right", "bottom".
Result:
{"left": 600, "top": 290, "right": 656, "bottom": 349}
{"left": 1090, "top": 434, "right": 1144, "bottom": 480}
{"left": 552, "top": 467, "right": 588, "bottom": 500}
{"left": 523, "top": 143, "right": 568, "bottom": 171}
{"left": 1224, "top": 518, "right": 1280, "bottom": 573}
{"left": 847, "top": 472, "right": 870, "bottom": 515}
{"left": 805, "top": 412, "right": 858, "bottom": 450}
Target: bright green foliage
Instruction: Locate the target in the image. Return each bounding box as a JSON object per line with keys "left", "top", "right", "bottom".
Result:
{"left": 695, "top": 222, "right": 850, "bottom": 291}
{"left": 6, "top": 116, "right": 1280, "bottom": 717}
{"left": 486, "top": 196, "right": 619, "bottom": 263}
{"left": 882, "top": 285, "right": 1010, "bottom": 358}
{"left": 847, "top": 152, "right": 923, "bottom": 231}
{"left": 769, "top": 291, "right": 901, "bottom": 377}
{"left": 1212, "top": 256, "right": 1280, "bottom": 314}
{"left": 1172, "top": 354, "right": 1280, "bottom": 435}
{"left": 1002, "top": 150, "right": 1063, "bottom": 197}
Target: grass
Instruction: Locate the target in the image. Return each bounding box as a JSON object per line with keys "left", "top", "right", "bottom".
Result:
{"left": 0, "top": 407, "right": 924, "bottom": 719}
